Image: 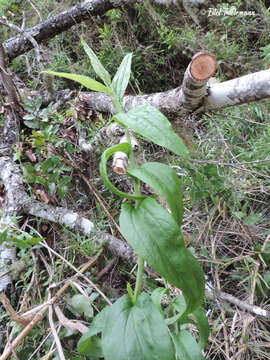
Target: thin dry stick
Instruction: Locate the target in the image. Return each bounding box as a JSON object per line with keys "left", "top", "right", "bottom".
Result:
{"left": 28, "top": 332, "right": 52, "bottom": 360}
{"left": 229, "top": 312, "right": 238, "bottom": 357}
{"left": 48, "top": 294, "right": 66, "bottom": 360}
{"left": 80, "top": 173, "right": 122, "bottom": 235}
{"left": 0, "top": 250, "right": 102, "bottom": 360}
{"left": 6, "top": 329, "right": 19, "bottom": 360}
{"left": 41, "top": 241, "right": 112, "bottom": 305}
{"left": 210, "top": 218, "right": 231, "bottom": 360}
{"left": 238, "top": 260, "right": 258, "bottom": 360}
{"left": 97, "top": 257, "right": 117, "bottom": 281}
{"left": 61, "top": 155, "right": 123, "bottom": 236}
{"left": 41, "top": 252, "right": 65, "bottom": 360}
{"left": 54, "top": 305, "right": 89, "bottom": 334}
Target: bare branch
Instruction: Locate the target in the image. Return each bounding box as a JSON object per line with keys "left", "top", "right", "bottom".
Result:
{"left": 206, "top": 284, "right": 270, "bottom": 319}
{"left": 79, "top": 68, "right": 270, "bottom": 116}
{"left": 3, "top": 0, "right": 138, "bottom": 61}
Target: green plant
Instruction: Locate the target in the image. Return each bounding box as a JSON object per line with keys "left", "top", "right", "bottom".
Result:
{"left": 23, "top": 154, "right": 72, "bottom": 199}
{"left": 44, "top": 38, "right": 208, "bottom": 359}
{"left": 260, "top": 44, "right": 270, "bottom": 67}
{"left": 23, "top": 96, "right": 51, "bottom": 129}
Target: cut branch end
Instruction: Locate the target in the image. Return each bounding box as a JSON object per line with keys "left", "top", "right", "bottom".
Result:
{"left": 190, "top": 52, "right": 217, "bottom": 81}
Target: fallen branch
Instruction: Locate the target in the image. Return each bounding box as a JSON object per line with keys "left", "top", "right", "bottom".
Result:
{"left": 4, "top": 0, "right": 173, "bottom": 61}
{"left": 0, "top": 17, "right": 43, "bottom": 71}
{"left": 78, "top": 123, "right": 124, "bottom": 154}
{"left": 205, "top": 283, "right": 270, "bottom": 319}
{"left": 79, "top": 68, "right": 270, "bottom": 116}
{"left": 0, "top": 42, "right": 24, "bottom": 292}
{"left": 0, "top": 153, "right": 136, "bottom": 292}
{"left": 48, "top": 296, "right": 65, "bottom": 360}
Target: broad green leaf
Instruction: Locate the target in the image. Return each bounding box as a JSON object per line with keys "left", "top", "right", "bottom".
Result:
{"left": 166, "top": 294, "right": 187, "bottom": 326}
{"left": 81, "top": 38, "right": 111, "bottom": 86}
{"left": 173, "top": 295, "right": 187, "bottom": 316}
{"left": 172, "top": 330, "right": 205, "bottom": 360}
{"left": 151, "top": 287, "right": 169, "bottom": 314}
{"left": 56, "top": 185, "right": 68, "bottom": 199}
{"left": 43, "top": 71, "right": 112, "bottom": 95}
{"left": 120, "top": 198, "right": 205, "bottom": 314}
{"left": 10, "top": 237, "right": 42, "bottom": 249}
{"left": 23, "top": 114, "right": 36, "bottom": 120}
{"left": 24, "top": 120, "right": 39, "bottom": 129}
{"left": 173, "top": 296, "right": 209, "bottom": 349}
{"left": 23, "top": 103, "right": 34, "bottom": 112}
{"left": 127, "top": 162, "right": 183, "bottom": 225}
{"left": 77, "top": 334, "right": 103, "bottom": 358}
{"left": 114, "top": 105, "right": 189, "bottom": 157}
{"left": 86, "top": 306, "right": 110, "bottom": 338}
{"left": 100, "top": 142, "right": 149, "bottom": 200}
{"left": 59, "top": 175, "right": 72, "bottom": 185}
{"left": 191, "top": 307, "right": 210, "bottom": 349}
{"left": 68, "top": 294, "right": 93, "bottom": 319}
{"left": 36, "top": 96, "right": 42, "bottom": 110}
{"left": 10, "top": 239, "right": 30, "bottom": 249}
{"left": 102, "top": 293, "right": 174, "bottom": 360}
{"left": 76, "top": 306, "right": 109, "bottom": 357}
{"left": 111, "top": 53, "right": 132, "bottom": 100}
{"left": 24, "top": 237, "right": 43, "bottom": 245}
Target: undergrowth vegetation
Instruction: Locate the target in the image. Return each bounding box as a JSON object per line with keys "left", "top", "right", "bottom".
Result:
{"left": 0, "top": 0, "right": 270, "bottom": 359}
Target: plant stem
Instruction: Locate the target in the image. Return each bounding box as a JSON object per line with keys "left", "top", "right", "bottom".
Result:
{"left": 133, "top": 256, "right": 144, "bottom": 302}
{"left": 113, "top": 97, "right": 144, "bottom": 302}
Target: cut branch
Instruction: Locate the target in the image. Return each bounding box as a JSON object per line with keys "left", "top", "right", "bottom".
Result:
{"left": 79, "top": 68, "right": 270, "bottom": 116}
{"left": 181, "top": 52, "right": 217, "bottom": 112}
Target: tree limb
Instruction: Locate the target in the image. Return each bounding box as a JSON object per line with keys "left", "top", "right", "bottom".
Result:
{"left": 3, "top": 0, "right": 137, "bottom": 61}
{"left": 78, "top": 68, "right": 270, "bottom": 116}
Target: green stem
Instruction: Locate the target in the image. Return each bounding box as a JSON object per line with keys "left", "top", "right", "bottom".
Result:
{"left": 133, "top": 256, "right": 144, "bottom": 302}
{"left": 112, "top": 96, "right": 144, "bottom": 301}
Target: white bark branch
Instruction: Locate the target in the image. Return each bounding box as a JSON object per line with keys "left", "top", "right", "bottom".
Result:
{"left": 205, "top": 69, "right": 270, "bottom": 110}
{"left": 78, "top": 68, "right": 270, "bottom": 116}
{"left": 206, "top": 283, "right": 270, "bottom": 319}
{"left": 0, "top": 155, "right": 137, "bottom": 290}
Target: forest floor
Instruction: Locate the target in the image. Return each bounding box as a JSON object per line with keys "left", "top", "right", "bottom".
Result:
{"left": 0, "top": 1, "right": 270, "bottom": 359}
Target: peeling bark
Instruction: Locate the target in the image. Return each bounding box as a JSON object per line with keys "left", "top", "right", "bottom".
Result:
{"left": 79, "top": 87, "right": 184, "bottom": 117}
{"left": 0, "top": 42, "right": 24, "bottom": 292}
